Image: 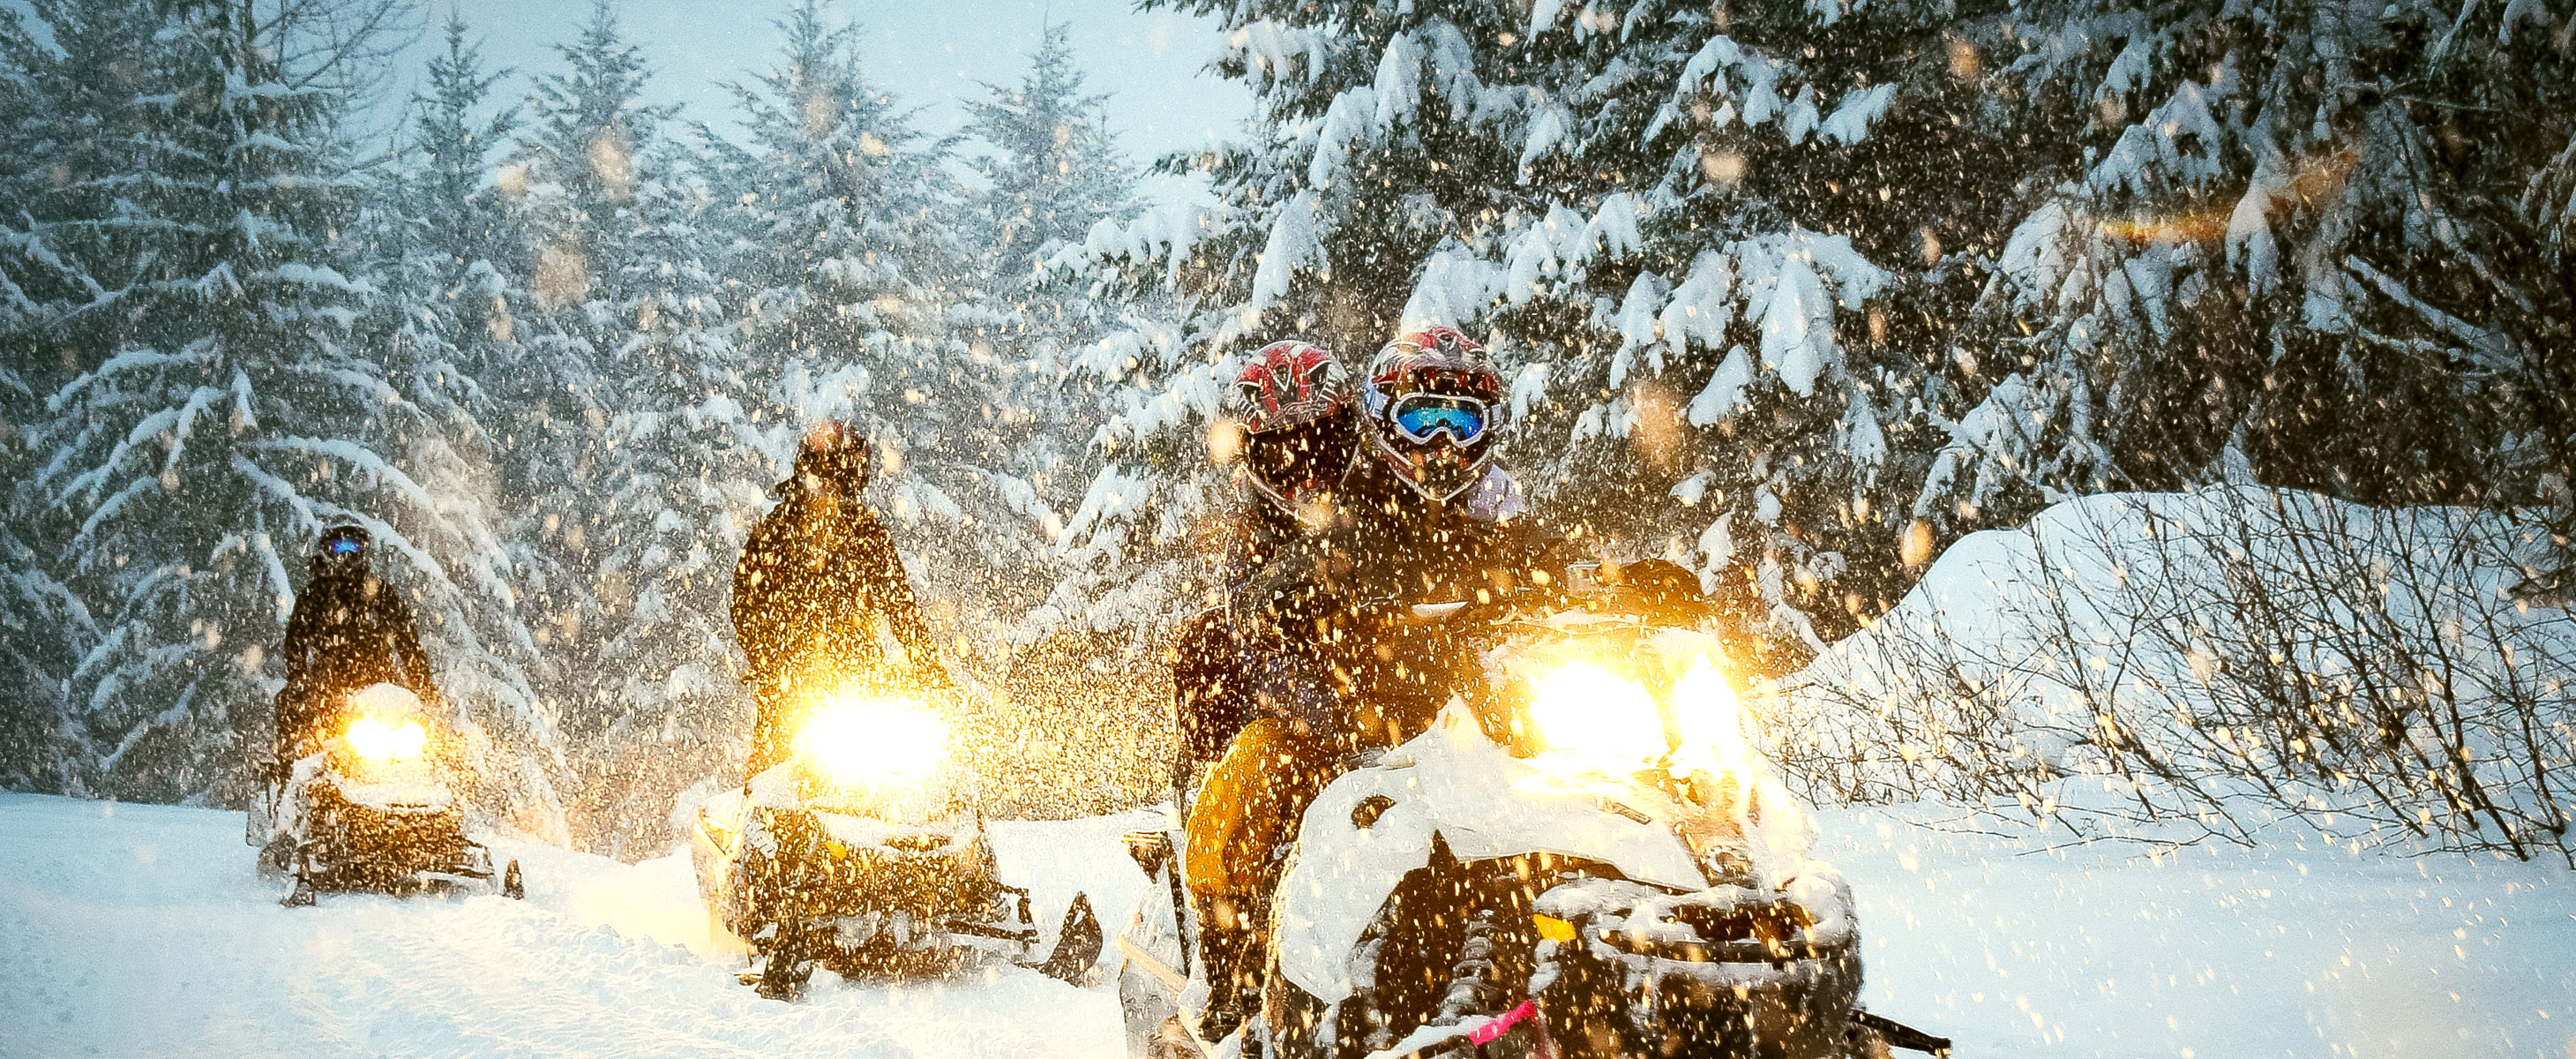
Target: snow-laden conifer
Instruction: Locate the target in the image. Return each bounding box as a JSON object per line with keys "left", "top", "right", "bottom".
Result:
{"left": 958, "top": 23, "right": 1146, "bottom": 635}
{"left": 359, "top": 14, "right": 574, "bottom": 838}
{"left": 1930, "top": 0, "right": 2576, "bottom": 571}
{"left": 26, "top": 0, "right": 524, "bottom": 808}
{"left": 500, "top": 2, "right": 760, "bottom": 852}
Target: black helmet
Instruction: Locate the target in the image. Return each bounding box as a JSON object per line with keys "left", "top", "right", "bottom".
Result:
{"left": 794, "top": 419, "right": 872, "bottom": 492}
{"left": 313, "top": 524, "right": 370, "bottom": 575}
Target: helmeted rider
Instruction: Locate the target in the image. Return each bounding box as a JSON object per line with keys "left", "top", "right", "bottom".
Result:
{"left": 732, "top": 421, "right": 948, "bottom": 777}
{"left": 1172, "top": 341, "right": 1366, "bottom": 1040}
{"left": 1325, "top": 326, "right": 1548, "bottom": 738}
{"left": 1182, "top": 327, "right": 1538, "bottom": 1040}
{"left": 273, "top": 525, "right": 439, "bottom": 762}
{"left": 1170, "top": 340, "right": 1358, "bottom": 765}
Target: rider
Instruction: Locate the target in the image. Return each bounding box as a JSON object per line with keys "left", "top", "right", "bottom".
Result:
{"left": 1342, "top": 325, "right": 1524, "bottom": 528}
{"left": 731, "top": 420, "right": 948, "bottom": 777}
{"left": 1170, "top": 340, "right": 1364, "bottom": 1038}
{"left": 1170, "top": 340, "right": 1358, "bottom": 765}
{"left": 1182, "top": 327, "right": 1533, "bottom": 1039}
{"left": 273, "top": 524, "right": 438, "bottom": 762}
{"left": 1275, "top": 325, "right": 1538, "bottom": 737}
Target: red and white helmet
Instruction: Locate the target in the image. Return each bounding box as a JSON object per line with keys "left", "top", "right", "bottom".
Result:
{"left": 1360, "top": 327, "right": 1506, "bottom": 501}
{"left": 1222, "top": 341, "right": 1357, "bottom": 515}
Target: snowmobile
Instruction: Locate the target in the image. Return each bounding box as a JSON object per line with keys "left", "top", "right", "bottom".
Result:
{"left": 248, "top": 682, "right": 523, "bottom": 906}
{"left": 1115, "top": 567, "right": 1951, "bottom": 1058}
{"left": 690, "top": 679, "right": 1103, "bottom": 999}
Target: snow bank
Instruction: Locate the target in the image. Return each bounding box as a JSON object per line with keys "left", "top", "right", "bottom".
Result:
{"left": 1766, "top": 488, "right": 2576, "bottom": 858}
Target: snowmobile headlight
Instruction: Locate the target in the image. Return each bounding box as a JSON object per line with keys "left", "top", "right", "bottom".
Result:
{"left": 793, "top": 694, "right": 945, "bottom": 789}
{"left": 1669, "top": 657, "right": 1755, "bottom": 768}
{"left": 345, "top": 717, "right": 429, "bottom": 762}
{"left": 1526, "top": 661, "right": 1666, "bottom": 772}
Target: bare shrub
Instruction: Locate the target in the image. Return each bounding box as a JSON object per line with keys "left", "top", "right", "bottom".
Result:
{"left": 1768, "top": 486, "right": 2576, "bottom": 865}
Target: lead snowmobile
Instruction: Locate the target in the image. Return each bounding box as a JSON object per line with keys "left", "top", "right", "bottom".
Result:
{"left": 249, "top": 682, "right": 523, "bottom": 906}
{"left": 690, "top": 678, "right": 1103, "bottom": 999}
{"left": 1116, "top": 567, "right": 1951, "bottom": 1059}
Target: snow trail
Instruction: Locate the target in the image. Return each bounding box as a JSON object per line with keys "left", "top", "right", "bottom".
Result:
{"left": 3, "top": 793, "right": 2569, "bottom": 1057}
{"left": 0, "top": 794, "right": 1146, "bottom": 1059}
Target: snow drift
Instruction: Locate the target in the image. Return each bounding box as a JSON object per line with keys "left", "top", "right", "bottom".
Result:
{"left": 1765, "top": 487, "right": 2576, "bottom": 861}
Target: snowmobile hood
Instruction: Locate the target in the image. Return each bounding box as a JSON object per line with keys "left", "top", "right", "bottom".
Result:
{"left": 1272, "top": 702, "right": 1709, "bottom": 1004}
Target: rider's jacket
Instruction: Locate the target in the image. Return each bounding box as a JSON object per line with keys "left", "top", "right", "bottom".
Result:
{"left": 1172, "top": 503, "right": 1308, "bottom": 762}
{"left": 732, "top": 481, "right": 937, "bottom": 771}
{"left": 1232, "top": 459, "right": 1548, "bottom": 747}
{"left": 275, "top": 571, "right": 436, "bottom": 756}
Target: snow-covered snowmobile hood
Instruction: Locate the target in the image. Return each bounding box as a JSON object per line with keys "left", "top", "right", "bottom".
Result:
{"left": 1273, "top": 702, "right": 1710, "bottom": 1003}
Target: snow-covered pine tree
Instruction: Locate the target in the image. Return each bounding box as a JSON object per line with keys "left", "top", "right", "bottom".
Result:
{"left": 1442, "top": 0, "right": 2012, "bottom": 665}
{"left": 503, "top": 2, "right": 760, "bottom": 852}
{"left": 0, "top": 0, "right": 105, "bottom": 789}
{"left": 968, "top": 24, "right": 1139, "bottom": 287}
{"left": 953, "top": 23, "right": 1182, "bottom": 815}
{"left": 961, "top": 22, "right": 1143, "bottom": 627}
{"left": 573, "top": 150, "right": 759, "bottom": 858}
{"left": 0, "top": 227, "right": 92, "bottom": 792}
{"left": 357, "top": 14, "right": 574, "bottom": 838}
{"left": 1062, "top": 0, "right": 1990, "bottom": 669}
{"left": 1924, "top": 0, "right": 2576, "bottom": 542}
{"left": 500, "top": 2, "right": 662, "bottom": 703}
{"left": 26, "top": 0, "right": 507, "bottom": 805}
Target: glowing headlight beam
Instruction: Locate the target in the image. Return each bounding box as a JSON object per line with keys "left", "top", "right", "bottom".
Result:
{"left": 793, "top": 695, "right": 945, "bottom": 788}
{"left": 346, "top": 717, "right": 428, "bottom": 762}
{"left": 1671, "top": 657, "right": 1752, "bottom": 762}
{"left": 1527, "top": 662, "right": 1666, "bottom": 770}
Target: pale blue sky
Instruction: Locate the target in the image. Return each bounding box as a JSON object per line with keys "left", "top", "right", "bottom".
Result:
{"left": 411, "top": 0, "right": 1254, "bottom": 198}
{"left": 2, "top": 0, "right": 1257, "bottom": 199}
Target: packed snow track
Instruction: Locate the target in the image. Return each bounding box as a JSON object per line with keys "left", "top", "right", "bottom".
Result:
{"left": 3, "top": 792, "right": 2572, "bottom": 1057}
{"left": 0, "top": 794, "right": 1149, "bottom": 1058}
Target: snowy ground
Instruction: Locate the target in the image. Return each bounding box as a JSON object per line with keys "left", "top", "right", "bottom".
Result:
{"left": 1828, "top": 807, "right": 2575, "bottom": 1058}
{"left": 1, "top": 792, "right": 2569, "bottom": 1058}
{"left": 0, "top": 793, "right": 1155, "bottom": 1059}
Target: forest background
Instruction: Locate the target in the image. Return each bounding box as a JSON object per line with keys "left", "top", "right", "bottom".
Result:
{"left": 4, "top": 0, "right": 2571, "bottom": 859}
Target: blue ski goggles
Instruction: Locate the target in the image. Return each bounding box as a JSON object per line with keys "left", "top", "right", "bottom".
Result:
{"left": 1388, "top": 394, "right": 1490, "bottom": 445}
{"left": 325, "top": 537, "right": 364, "bottom": 556}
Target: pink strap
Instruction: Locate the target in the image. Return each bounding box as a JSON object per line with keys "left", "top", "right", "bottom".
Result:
{"left": 1466, "top": 1000, "right": 1541, "bottom": 1046}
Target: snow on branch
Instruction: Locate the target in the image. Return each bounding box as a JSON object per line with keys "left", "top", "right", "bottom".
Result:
{"left": 1816, "top": 84, "right": 1896, "bottom": 145}
{"left": 44, "top": 346, "right": 202, "bottom": 414}
{"left": 1248, "top": 190, "right": 1324, "bottom": 310}
{"left": 246, "top": 436, "right": 443, "bottom": 518}
{"left": 1374, "top": 32, "right": 1422, "bottom": 131}
{"left": 67, "top": 476, "right": 160, "bottom": 560}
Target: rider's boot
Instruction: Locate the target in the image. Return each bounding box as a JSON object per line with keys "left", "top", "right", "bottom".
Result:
{"left": 1191, "top": 895, "right": 1265, "bottom": 1042}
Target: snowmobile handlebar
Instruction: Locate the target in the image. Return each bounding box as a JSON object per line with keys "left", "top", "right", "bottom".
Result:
{"left": 1344, "top": 556, "right": 1711, "bottom": 627}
